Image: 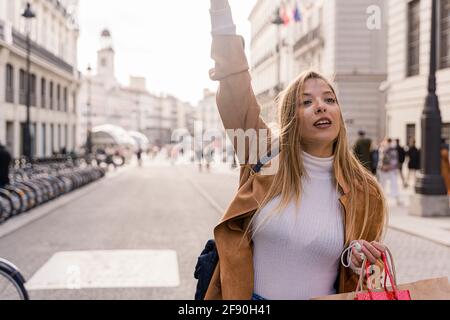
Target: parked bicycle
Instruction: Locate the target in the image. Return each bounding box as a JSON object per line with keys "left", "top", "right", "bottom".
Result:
{"left": 0, "top": 258, "right": 29, "bottom": 300}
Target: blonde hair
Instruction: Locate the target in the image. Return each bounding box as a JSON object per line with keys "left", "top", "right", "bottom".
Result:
{"left": 244, "top": 70, "right": 388, "bottom": 245}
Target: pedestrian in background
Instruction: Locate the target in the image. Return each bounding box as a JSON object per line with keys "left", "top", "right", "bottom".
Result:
{"left": 203, "top": 142, "right": 215, "bottom": 173}
{"left": 370, "top": 141, "right": 379, "bottom": 176}
{"left": 440, "top": 139, "right": 450, "bottom": 194}
{"left": 353, "top": 130, "right": 372, "bottom": 172}
{"left": 406, "top": 139, "right": 420, "bottom": 188}
{"left": 0, "top": 143, "right": 12, "bottom": 188}
{"left": 378, "top": 138, "right": 401, "bottom": 205}
{"left": 395, "top": 139, "right": 407, "bottom": 188}
{"left": 136, "top": 146, "right": 143, "bottom": 167}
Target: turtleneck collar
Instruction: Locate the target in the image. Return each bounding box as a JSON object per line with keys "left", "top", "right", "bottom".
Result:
{"left": 302, "top": 151, "right": 334, "bottom": 179}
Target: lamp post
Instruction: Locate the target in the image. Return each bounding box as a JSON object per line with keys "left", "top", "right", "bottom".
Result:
{"left": 135, "top": 92, "right": 141, "bottom": 132}
{"left": 86, "top": 65, "right": 93, "bottom": 156}
{"left": 22, "top": 3, "right": 35, "bottom": 162}
{"left": 410, "top": 0, "right": 449, "bottom": 217}
{"left": 272, "top": 7, "right": 284, "bottom": 94}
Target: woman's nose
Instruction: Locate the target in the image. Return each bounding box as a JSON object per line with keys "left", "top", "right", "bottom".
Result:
{"left": 315, "top": 101, "right": 327, "bottom": 114}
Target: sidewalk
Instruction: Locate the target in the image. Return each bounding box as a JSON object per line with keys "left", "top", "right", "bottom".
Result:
{"left": 386, "top": 179, "right": 450, "bottom": 247}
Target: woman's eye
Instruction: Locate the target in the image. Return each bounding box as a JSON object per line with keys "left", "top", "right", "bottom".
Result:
{"left": 302, "top": 100, "right": 312, "bottom": 106}
{"left": 325, "top": 98, "right": 336, "bottom": 104}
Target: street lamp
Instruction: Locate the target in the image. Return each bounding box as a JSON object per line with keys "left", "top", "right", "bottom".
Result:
{"left": 410, "top": 0, "right": 449, "bottom": 217}
{"left": 86, "top": 65, "right": 93, "bottom": 156}
{"left": 271, "top": 7, "right": 284, "bottom": 94}
{"left": 135, "top": 92, "right": 141, "bottom": 132}
{"left": 22, "top": 2, "right": 35, "bottom": 162}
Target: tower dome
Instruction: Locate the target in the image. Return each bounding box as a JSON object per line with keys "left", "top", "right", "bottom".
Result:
{"left": 100, "top": 28, "right": 113, "bottom": 50}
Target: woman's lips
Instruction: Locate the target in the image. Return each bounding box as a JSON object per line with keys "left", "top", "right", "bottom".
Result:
{"left": 314, "top": 123, "right": 332, "bottom": 129}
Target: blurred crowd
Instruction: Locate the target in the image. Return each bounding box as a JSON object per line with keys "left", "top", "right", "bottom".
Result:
{"left": 353, "top": 130, "right": 450, "bottom": 205}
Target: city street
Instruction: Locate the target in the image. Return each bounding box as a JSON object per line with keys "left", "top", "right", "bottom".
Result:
{"left": 0, "top": 157, "right": 449, "bottom": 300}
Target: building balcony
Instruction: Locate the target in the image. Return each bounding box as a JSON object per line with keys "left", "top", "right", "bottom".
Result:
{"left": 0, "top": 19, "right": 74, "bottom": 75}
{"left": 293, "top": 25, "right": 324, "bottom": 53}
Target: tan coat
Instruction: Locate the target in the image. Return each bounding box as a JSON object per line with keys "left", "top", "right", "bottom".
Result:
{"left": 204, "top": 35, "right": 385, "bottom": 300}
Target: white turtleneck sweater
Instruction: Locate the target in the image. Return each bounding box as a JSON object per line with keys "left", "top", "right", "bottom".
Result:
{"left": 252, "top": 151, "right": 345, "bottom": 300}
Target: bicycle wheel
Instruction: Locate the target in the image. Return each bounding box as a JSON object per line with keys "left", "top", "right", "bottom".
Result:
{"left": 0, "top": 260, "right": 29, "bottom": 300}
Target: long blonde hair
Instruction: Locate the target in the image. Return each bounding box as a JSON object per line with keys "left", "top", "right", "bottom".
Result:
{"left": 245, "top": 70, "right": 388, "bottom": 245}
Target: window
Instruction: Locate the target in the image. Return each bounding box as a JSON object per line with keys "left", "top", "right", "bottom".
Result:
{"left": 73, "top": 125, "right": 76, "bottom": 151}
{"left": 50, "top": 124, "right": 55, "bottom": 153}
{"left": 19, "top": 69, "right": 26, "bottom": 105}
{"left": 63, "top": 87, "right": 68, "bottom": 112}
{"left": 5, "top": 64, "right": 14, "bottom": 103}
{"left": 49, "top": 81, "right": 54, "bottom": 109}
{"left": 58, "top": 124, "right": 61, "bottom": 150}
{"left": 41, "top": 78, "right": 46, "bottom": 108}
{"left": 31, "top": 74, "right": 36, "bottom": 107}
{"left": 65, "top": 124, "right": 68, "bottom": 148}
{"left": 73, "top": 91, "right": 77, "bottom": 114}
{"left": 42, "top": 123, "right": 47, "bottom": 156}
{"left": 57, "top": 84, "right": 61, "bottom": 111}
{"left": 407, "top": 0, "right": 421, "bottom": 76}
{"left": 440, "top": 0, "right": 450, "bottom": 69}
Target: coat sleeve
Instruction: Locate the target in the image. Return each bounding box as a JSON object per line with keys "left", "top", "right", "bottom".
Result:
{"left": 209, "top": 35, "right": 272, "bottom": 169}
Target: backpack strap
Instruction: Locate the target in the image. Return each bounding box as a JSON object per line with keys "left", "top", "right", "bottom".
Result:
{"left": 251, "top": 146, "right": 280, "bottom": 174}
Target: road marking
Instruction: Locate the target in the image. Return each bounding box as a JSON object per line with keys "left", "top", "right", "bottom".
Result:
{"left": 25, "top": 250, "right": 180, "bottom": 290}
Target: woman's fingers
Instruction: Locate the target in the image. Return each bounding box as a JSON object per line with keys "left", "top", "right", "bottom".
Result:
{"left": 351, "top": 240, "right": 386, "bottom": 265}
{"left": 371, "top": 241, "right": 387, "bottom": 254}
{"left": 360, "top": 245, "right": 377, "bottom": 264}
{"left": 351, "top": 255, "right": 362, "bottom": 269}
{"left": 360, "top": 240, "right": 381, "bottom": 259}
{"left": 211, "top": 0, "right": 229, "bottom": 10}
{"left": 351, "top": 247, "right": 363, "bottom": 267}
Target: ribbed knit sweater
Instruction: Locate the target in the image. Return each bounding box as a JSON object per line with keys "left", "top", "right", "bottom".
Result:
{"left": 252, "top": 151, "right": 344, "bottom": 300}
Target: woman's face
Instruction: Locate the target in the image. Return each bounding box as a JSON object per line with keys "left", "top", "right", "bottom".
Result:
{"left": 297, "top": 78, "right": 341, "bottom": 157}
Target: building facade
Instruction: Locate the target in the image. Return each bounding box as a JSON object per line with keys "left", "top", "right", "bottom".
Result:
{"left": 0, "top": 0, "right": 80, "bottom": 158}
{"left": 196, "top": 89, "right": 224, "bottom": 135}
{"left": 78, "top": 30, "right": 195, "bottom": 149}
{"left": 249, "top": 0, "right": 388, "bottom": 144}
{"left": 386, "top": 0, "right": 450, "bottom": 148}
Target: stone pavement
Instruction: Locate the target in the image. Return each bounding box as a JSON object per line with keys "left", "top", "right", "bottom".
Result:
{"left": 384, "top": 177, "right": 450, "bottom": 248}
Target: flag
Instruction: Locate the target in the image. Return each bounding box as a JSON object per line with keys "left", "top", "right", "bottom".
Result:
{"left": 280, "top": 2, "right": 291, "bottom": 26}
{"left": 293, "top": 2, "right": 302, "bottom": 22}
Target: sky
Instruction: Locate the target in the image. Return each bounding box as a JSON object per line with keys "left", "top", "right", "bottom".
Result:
{"left": 77, "top": 0, "right": 257, "bottom": 105}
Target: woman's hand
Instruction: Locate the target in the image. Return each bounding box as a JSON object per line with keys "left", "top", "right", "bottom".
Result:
{"left": 210, "top": 0, "right": 236, "bottom": 36}
{"left": 211, "top": 0, "right": 229, "bottom": 10}
{"left": 351, "top": 240, "right": 387, "bottom": 268}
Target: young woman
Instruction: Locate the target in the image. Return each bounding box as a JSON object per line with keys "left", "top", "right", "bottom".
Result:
{"left": 205, "top": 0, "right": 388, "bottom": 300}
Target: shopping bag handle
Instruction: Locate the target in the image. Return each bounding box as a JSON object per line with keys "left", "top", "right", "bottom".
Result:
{"left": 356, "top": 247, "right": 398, "bottom": 294}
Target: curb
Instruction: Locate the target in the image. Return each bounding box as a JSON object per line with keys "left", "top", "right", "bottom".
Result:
{"left": 388, "top": 217, "right": 450, "bottom": 248}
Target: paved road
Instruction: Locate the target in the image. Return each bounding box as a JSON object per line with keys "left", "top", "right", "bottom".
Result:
{"left": 0, "top": 160, "right": 448, "bottom": 299}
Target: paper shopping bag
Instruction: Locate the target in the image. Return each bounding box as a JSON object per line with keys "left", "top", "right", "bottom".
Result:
{"left": 312, "top": 247, "right": 450, "bottom": 300}
{"left": 312, "top": 277, "right": 450, "bottom": 300}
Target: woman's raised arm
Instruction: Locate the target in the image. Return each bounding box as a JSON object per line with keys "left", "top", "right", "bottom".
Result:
{"left": 209, "top": 0, "right": 272, "bottom": 167}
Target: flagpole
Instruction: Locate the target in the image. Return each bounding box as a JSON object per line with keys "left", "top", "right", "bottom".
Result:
{"left": 277, "top": 23, "right": 282, "bottom": 93}
{"left": 272, "top": 3, "right": 284, "bottom": 94}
